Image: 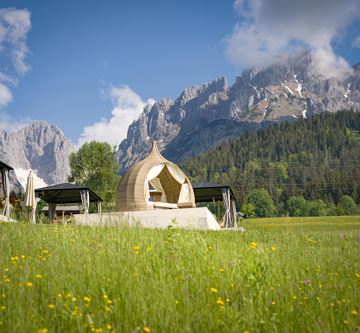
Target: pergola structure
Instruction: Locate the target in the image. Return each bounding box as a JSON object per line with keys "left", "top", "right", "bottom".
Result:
{"left": 0, "top": 160, "right": 13, "bottom": 218}
{"left": 192, "top": 182, "right": 238, "bottom": 228}
{"left": 35, "top": 183, "right": 102, "bottom": 222}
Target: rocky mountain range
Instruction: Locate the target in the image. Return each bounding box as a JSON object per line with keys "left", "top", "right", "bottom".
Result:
{"left": 118, "top": 51, "right": 360, "bottom": 173}
{"left": 0, "top": 121, "right": 75, "bottom": 189}
{"left": 0, "top": 51, "right": 359, "bottom": 186}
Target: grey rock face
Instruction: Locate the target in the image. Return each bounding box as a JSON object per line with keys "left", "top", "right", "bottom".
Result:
{"left": 118, "top": 51, "right": 359, "bottom": 173}
{"left": 0, "top": 121, "right": 75, "bottom": 186}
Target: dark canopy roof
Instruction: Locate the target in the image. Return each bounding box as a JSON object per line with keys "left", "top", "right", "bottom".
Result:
{"left": 35, "top": 183, "right": 102, "bottom": 204}
{"left": 192, "top": 182, "right": 237, "bottom": 203}
{"left": 0, "top": 160, "right": 13, "bottom": 170}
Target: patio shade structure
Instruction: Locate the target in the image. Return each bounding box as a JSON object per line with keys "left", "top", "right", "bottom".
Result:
{"left": 25, "top": 170, "right": 37, "bottom": 224}
{"left": 192, "top": 182, "right": 238, "bottom": 228}
{"left": 35, "top": 183, "right": 102, "bottom": 221}
{"left": 116, "top": 142, "right": 195, "bottom": 211}
{"left": 0, "top": 160, "right": 13, "bottom": 218}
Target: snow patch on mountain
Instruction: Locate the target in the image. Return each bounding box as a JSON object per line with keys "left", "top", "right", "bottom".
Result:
{"left": 294, "top": 75, "right": 303, "bottom": 97}
{"left": 281, "top": 82, "right": 294, "bottom": 95}
{"left": 344, "top": 83, "right": 351, "bottom": 98}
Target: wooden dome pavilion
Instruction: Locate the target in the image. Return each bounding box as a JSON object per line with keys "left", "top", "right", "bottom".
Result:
{"left": 116, "top": 142, "right": 195, "bottom": 211}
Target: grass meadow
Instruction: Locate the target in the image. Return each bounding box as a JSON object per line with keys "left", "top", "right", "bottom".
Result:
{"left": 0, "top": 216, "right": 359, "bottom": 333}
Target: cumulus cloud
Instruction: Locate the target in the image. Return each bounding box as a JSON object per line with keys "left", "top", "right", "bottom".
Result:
{"left": 225, "top": 0, "right": 360, "bottom": 79}
{"left": 0, "top": 7, "right": 31, "bottom": 107}
{"left": 0, "top": 111, "right": 29, "bottom": 132}
{"left": 0, "top": 82, "right": 12, "bottom": 107}
{"left": 78, "top": 85, "right": 155, "bottom": 147}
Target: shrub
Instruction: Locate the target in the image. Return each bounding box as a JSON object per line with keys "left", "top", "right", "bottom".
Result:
{"left": 247, "top": 188, "right": 276, "bottom": 217}
{"left": 286, "top": 195, "right": 307, "bottom": 216}
{"left": 337, "top": 195, "right": 359, "bottom": 215}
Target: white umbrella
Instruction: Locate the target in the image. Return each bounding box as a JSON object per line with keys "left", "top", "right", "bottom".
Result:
{"left": 2, "top": 169, "right": 10, "bottom": 218}
{"left": 25, "top": 170, "right": 37, "bottom": 224}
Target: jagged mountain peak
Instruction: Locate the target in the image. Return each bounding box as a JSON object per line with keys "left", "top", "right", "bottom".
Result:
{"left": 118, "top": 50, "right": 359, "bottom": 173}
{"left": 176, "top": 77, "right": 228, "bottom": 106}
{"left": 0, "top": 121, "right": 75, "bottom": 186}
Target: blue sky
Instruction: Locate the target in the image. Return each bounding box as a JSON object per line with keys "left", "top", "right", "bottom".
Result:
{"left": 0, "top": 0, "right": 359, "bottom": 145}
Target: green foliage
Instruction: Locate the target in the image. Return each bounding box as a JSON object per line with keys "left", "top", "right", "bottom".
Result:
{"left": 247, "top": 188, "right": 276, "bottom": 217}
{"left": 183, "top": 110, "right": 360, "bottom": 215}
{"left": 0, "top": 217, "right": 359, "bottom": 332}
{"left": 240, "top": 203, "right": 255, "bottom": 218}
{"left": 287, "top": 195, "right": 307, "bottom": 216}
{"left": 337, "top": 195, "right": 359, "bottom": 215}
{"left": 68, "top": 141, "right": 119, "bottom": 209}
{"left": 206, "top": 201, "right": 225, "bottom": 222}
{"left": 305, "top": 199, "right": 326, "bottom": 216}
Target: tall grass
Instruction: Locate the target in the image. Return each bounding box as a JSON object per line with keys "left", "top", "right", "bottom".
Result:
{"left": 0, "top": 216, "right": 359, "bottom": 332}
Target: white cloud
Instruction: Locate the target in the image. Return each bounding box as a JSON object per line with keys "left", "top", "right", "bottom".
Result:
{"left": 0, "top": 82, "right": 12, "bottom": 107}
{"left": 311, "top": 47, "right": 353, "bottom": 79}
{"left": 225, "top": 0, "right": 360, "bottom": 79}
{"left": 0, "top": 8, "right": 31, "bottom": 108}
{"left": 0, "top": 111, "right": 29, "bottom": 132}
{"left": 78, "top": 85, "right": 155, "bottom": 147}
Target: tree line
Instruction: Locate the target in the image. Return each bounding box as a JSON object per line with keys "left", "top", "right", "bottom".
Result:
{"left": 181, "top": 110, "right": 360, "bottom": 217}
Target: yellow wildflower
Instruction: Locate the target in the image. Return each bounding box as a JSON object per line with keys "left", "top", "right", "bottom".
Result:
{"left": 95, "top": 328, "right": 103, "bottom": 333}
{"left": 133, "top": 246, "right": 140, "bottom": 251}
{"left": 1, "top": 306, "right": 6, "bottom": 311}
{"left": 216, "top": 298, "right": 224, "bottom": 306}
{"left": 35, "top": 274, "right": 43, "bottom": 279}
{"left": 38, "top": 329, "right": 48, "bottom": 333}
{"left": 144, "top": 326, "right": 151, "bottom": 333}
{"left": 84, "top": 296, "right": 91, "bottom": 303}
{"left": 210, "top": 287, "right": 218, "bottom": 293}
{"left": 26, "top": 282, "right": 33, "bottom": 288}
{"left": 106, "top": 324, "right": 112, "bottom": 330}
{"left": 249, "top": 242, "right": 257, "bottom": 249}
{"left": 271, "top": 245, "right": 277, "bottom": 252}
{"left": 271, "top": 301, "right": 276, "bottom": 305}
{"left": 352, "top": 309, "right": 358, "bottom": 315}
{"left": 48, "top": 304, "right": 56, "bottom": 309}
{"left": 219, "top": 268, "right": 224, "bottom": 273}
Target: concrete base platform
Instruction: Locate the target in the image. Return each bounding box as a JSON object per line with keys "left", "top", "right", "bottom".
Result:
{"left": 73, "top": 207, "right": 220, "bottom": 230}
{"left": 0, "top": 214, "right": 18, "bottom": 223}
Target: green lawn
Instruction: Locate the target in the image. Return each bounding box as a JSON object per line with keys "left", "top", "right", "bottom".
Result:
{"left": 0, "top": 216, "right": 360, "bottom": 333}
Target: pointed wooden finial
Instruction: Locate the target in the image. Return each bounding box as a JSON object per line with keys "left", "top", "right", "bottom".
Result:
{"left": 148, "top": 140, "right": 165, "bottom": 161}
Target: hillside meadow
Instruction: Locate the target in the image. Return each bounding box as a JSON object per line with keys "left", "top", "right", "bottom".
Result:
{"left": 0, "top": 216, "right": 359, "bottom": 333}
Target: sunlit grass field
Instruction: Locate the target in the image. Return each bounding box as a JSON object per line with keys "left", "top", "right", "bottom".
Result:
{"left": 0, "top": 216, "right": 359, "bottom": 333}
